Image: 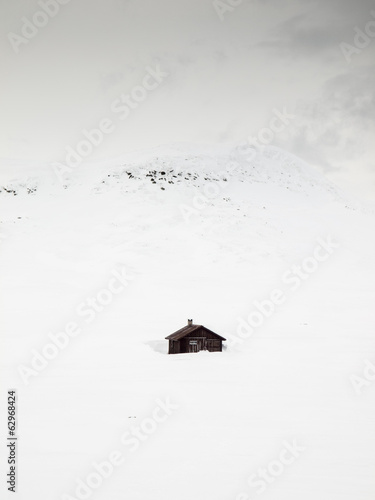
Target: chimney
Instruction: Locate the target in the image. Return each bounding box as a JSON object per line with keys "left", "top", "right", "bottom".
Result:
{"left": 188, "top": 319, "right": 193, "bottom": 326}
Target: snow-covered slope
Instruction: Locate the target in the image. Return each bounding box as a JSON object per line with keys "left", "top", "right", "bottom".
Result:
{"left": 1, "top": 144, "right": 374, "bottom": 500}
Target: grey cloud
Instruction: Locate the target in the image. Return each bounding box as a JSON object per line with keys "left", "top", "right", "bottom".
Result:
{"left": 283, "top": 65, "right": 375, "bottom": 175}
{"left": 255, "top": 0, "right": 375, "bottom": 57}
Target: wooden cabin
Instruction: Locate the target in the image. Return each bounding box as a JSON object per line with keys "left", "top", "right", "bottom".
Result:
{"left": 165, "top": 319, "right": 226, "bottom": 354}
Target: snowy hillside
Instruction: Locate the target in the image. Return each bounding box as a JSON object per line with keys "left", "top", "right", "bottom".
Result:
{"left": 1, "top": 144, "right": 375, "bottom": 500}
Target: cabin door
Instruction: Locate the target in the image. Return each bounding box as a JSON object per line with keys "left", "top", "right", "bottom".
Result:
{"left": 188, "top": 340, "right": 198, "bottom": 353}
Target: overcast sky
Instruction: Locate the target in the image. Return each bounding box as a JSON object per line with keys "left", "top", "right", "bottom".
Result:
{"left": 1, "top": 0, "right": 374, "bottom": 200}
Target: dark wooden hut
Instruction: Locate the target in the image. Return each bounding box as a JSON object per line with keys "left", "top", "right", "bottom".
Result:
{"left": 165, "top": 319, "right": 226, "bottom": 354}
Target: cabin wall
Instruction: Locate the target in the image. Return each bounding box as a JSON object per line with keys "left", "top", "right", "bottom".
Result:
{"left": 179, "top": 328, "right": 223, "bottom": 353}
{"left": 168, "top": 340, "right": 180, "bottom": 354}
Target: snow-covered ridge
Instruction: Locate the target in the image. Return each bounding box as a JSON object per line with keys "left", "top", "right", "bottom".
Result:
{"left": 0, "top": 143, "right": 363, "bottom": 278}
{"left": 0, "top": 144, "right": 345, "bottom": 207}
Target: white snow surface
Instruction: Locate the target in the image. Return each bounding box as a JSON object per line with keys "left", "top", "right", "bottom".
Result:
{"left": 1, "top": 143, "right": 375, "bottom": 499}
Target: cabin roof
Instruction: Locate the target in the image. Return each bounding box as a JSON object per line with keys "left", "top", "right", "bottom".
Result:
{"left": 165, "top": 324, "right": 226, "bottom": 341}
